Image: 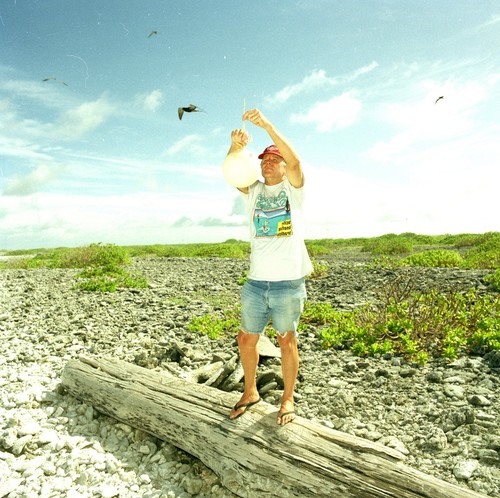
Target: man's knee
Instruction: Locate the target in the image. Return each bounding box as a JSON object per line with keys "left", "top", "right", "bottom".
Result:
{"left": 237, "top": 329, "right": 260, "bottom": 348}
{"left": 277, "top": 331, "right": 297, "bottom": 347}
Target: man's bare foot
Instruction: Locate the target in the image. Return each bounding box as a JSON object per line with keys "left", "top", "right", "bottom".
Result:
{"left": 229, "top": 395, "right": 261, "bottom": 420}
{"left": 276, "top": 399, "right": 295, "bottom": 426}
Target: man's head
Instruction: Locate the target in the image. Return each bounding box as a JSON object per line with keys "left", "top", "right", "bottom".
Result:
{"left": 258, "top": 144, "right": 283, "bottom": 161}
{"left": 258, "top": 145, "right": 286, "bottom": 185}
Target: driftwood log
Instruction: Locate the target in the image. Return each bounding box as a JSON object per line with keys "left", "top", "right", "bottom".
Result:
{"left": 60, "top": 356, "right": 487, "bottom": 498}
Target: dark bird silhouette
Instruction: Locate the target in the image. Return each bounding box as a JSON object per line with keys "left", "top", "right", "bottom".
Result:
{"left": 148, "top": 31, "right": 158, "bottom": 38}
{"left": 434, "top": 96, "right": 444, "bottom": 104}
{"left": 42, "top": 77, "right": 68, "bottom": 86}
{"left": 178, "top": 104, "right": 204, "bottom": 120}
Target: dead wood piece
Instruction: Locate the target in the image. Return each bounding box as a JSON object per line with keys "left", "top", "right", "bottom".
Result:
{"left": 60, "top": 356, "right": 487, "bottom": 498}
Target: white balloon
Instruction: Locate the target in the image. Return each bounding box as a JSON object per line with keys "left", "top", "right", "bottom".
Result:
{"left": 222, "top": 151, "right": 258, "bottom": 188}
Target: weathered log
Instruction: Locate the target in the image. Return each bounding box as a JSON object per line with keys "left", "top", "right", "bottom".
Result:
{"left": 60, "top": 356, "right": 487, "bottom": 498}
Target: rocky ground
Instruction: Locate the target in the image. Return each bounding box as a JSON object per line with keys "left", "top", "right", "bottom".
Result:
{"left": 0, "top": 254, "right": 498, "bottom": 497}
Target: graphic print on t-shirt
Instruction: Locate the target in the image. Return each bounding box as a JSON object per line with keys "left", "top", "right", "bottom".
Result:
{"left": 253, "top": 189, "right": 292, "bottom": 237}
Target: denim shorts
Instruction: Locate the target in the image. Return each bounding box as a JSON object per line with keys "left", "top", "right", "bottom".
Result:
{"left": 240, "top": 278, "right": 307, "bottom": 336}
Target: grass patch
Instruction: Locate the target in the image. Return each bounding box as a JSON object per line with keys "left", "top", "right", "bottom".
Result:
{"left": 485, "top": 269, "right": 500, "bottom": 292}
{"left": 187, "top": 307, "right": 240, "bottom": 340}
{"left": 0, "top": 243, "right": 130, "bottom": 269}
{"left": 74, "top": 264, "right": 148, "bottom": 293}
{"left": 2, "top": 231, "right": 498, "bottom": 270}
{"left": 124, "top": 240, "right": 251, "bottom": 259}
{"left": 401, "top": 249, "right": 464, "bottom": 268}
{"left": 361, "top": 233, "right": 415, "bottom": 256}
{"left": 461, "top": 232, "right": 500, "bottom": 269}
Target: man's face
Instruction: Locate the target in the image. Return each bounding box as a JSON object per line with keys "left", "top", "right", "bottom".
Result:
{"left": 260, "top": 154, "right": 286, "bottom": 182}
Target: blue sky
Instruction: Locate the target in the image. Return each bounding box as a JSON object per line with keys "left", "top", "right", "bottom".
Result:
{"left": 1, "top": 0, "right": 499, "bottom": 250}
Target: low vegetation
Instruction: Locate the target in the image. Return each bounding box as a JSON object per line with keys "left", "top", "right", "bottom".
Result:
{"left": 1, "top": 232, "right": 498, "bottom": 360}
{"left": 301, "top": 289, "right": 499, "bottom": 364}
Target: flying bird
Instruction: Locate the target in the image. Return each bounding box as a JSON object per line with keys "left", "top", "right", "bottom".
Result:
{"left": 148, "top": 30, "right": 158, "bottom": 38}
{"left": 178, "top": 104, "right": 204, "bottom": 120}
{"left": 42, "top": 77, "right": 68, "bottom": 86}
{"left": 434, "top": 96, "right": 444, "bottom": 104}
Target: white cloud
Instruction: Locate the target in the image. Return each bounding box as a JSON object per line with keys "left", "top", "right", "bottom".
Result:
{"left": 366, "top": 78, "right": 491, "bottom": 163}
{"left": 302, "top": 158, "right": 499, "bottom": 240}
{"left": 291, "top": 92, "right": 362, "bottom": 132}
{"left": 479, "top": 14, "right": 500, "bottom": 29}
{"left": 266, "top": 62, "right": 378, "bottom": 104}
{"left": 53, "top": 95, "right": 116, "bottom": 139}
{"left": 3, "top": 164, "right": 66, "bottom": 196}
{"left": 0, "top": 136, "right": 53, "bottom": 162}
{"left": 269, "top": 70, "right": 335, "bottom": 104}
{"left": 0, "top": 78, "right": 74, "bottom": 109}
{"left": 164, "top": 134, "right": 207, "bottom": 156}
{"left": 0, "top": 191, "right": 243, "bottom": 249}
{"left": 135, "top": 89, "right": 164, "bottom": 112}
{"left": 344, "top": 61, "right": 379, "bottom": 83}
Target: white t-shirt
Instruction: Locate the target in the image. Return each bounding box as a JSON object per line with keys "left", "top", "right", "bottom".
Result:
{"left": 243, "top": 178, "right": 313, "bottom": 281}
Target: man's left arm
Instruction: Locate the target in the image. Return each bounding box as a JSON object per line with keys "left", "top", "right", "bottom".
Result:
{"left": 243, "top": 109, "right": 304, "bottom": 188}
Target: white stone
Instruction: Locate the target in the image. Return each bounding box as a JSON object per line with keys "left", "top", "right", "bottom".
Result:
{"left": 38, "top": 428, "right": 60, "bottom": 445}
{"left": 453, "top": 459, "right": 479, "bottom": 480}
{"left": 99, "top": 483, "right": 120, "bottom": 497}
{"left": 18, "top": 418, "right": 41, "bottom": 436}
{"left": 0, "top": 477, "right": 23, "bottom": 497}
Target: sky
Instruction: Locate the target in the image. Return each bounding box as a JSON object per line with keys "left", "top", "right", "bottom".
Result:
{"left": 1, "top": 0, "right": 499, "bottom": 250}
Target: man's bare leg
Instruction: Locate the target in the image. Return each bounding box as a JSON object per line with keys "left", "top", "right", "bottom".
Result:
{"left": 276, "top": 331, "right": 298, "bottom": 425}
{"left": 229, "top": 330, "right": 261, "bottom": 419}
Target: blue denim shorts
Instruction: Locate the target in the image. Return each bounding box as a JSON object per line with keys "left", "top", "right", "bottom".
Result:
{"left": 240, "top": 278, "right": 307, "bottom": 336}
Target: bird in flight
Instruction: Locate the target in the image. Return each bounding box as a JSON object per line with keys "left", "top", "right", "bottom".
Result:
{"left": 42, "top": 77, "right": 68, "bottom": 86}
{"left": 434, "top": 96, "right": 444, "bottom": 104}
{"left": 178, "top": 104, "right": 204, "bottom": 120}
{"left": 148, "top": 31, "right": 158, "bottom": 38}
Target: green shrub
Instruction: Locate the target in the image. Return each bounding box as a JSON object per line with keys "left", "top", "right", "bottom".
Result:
{"left": 63, "top": 243, "right": 130, "bottom": 268}
{"left": 74, "top": 264, "right": 148, "bottom": 293}
{"left": 300, "top": 301, "right": 338, "bottom": 326}
{"left": 187, "top": 308, "right": 240, "bottom": 339}
{"left": 401, "top": 249, "right": 463, "bottom": 268}
{"left": 362, "top": 234, "right": 414, "bottom": 255}
{"left": 462, "top": 232, "right": 500, "bottom": 269}
{"left": 0, "top": 243, "right": 130, "bottom": 269}
{"left": 69, "top": 244, "right": 145, "bottom": 292}
{"left": 484, "top": 269, "right": 500, "bottom": 292}
{"left": 303, "top": 288, "right": 499, "bottom": 363}
{"left": 365, "top": 255, "right": 402, "bottom": 270}
{"left": 454, "top": 232, "right": 498, "bottom": 249}
{"left": 310, "top": 259, "right": 328, "bottom": 279}
{"left": 125, "top": 241, "right": 250, "bottom": 259}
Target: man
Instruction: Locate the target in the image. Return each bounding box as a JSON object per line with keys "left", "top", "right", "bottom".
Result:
{"left": 227, "top": 108, "right": 313, "bottom": 425}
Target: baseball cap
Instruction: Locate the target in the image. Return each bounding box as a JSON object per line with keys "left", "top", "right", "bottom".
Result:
{"left": 258, "top": 144, "right": 283, "bottom": 160}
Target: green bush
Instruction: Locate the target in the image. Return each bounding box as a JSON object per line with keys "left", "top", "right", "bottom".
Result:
{"left": 300, "top": 301, "right": 338, "bottom": 326}
{"left": 453, "top": 232, "right": 498, "bottom": 249}
{"left": 310, "top": 259, "right": 329, "bottom": 278}
{"left": 462, "top": 232, "right": 500, "bottom": 269}
{"left": 0, "top": 243, "right": 130, "bottom": 269}
{"left": 401, "top": 249, "right": 463, "bottom": 268}
{"left": 125, "top": 241, "right": 250, "bottom": 259}
{"left": 301, "top": 288, "right": 499, "bottom": 363}
{"left": 484, "top": 269, "right": 500, "bottom": 292}
{"left": 361, "top": 234, "right": 414, "bottom": 255}
{"left": 62, "top": 243, "right": 130, "bottom": 268}
{"left": 188, "top": 308, "right": 240, "bottom": 339}
{"left": 74, "top": 264, "right": 148, "bottom": 293}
